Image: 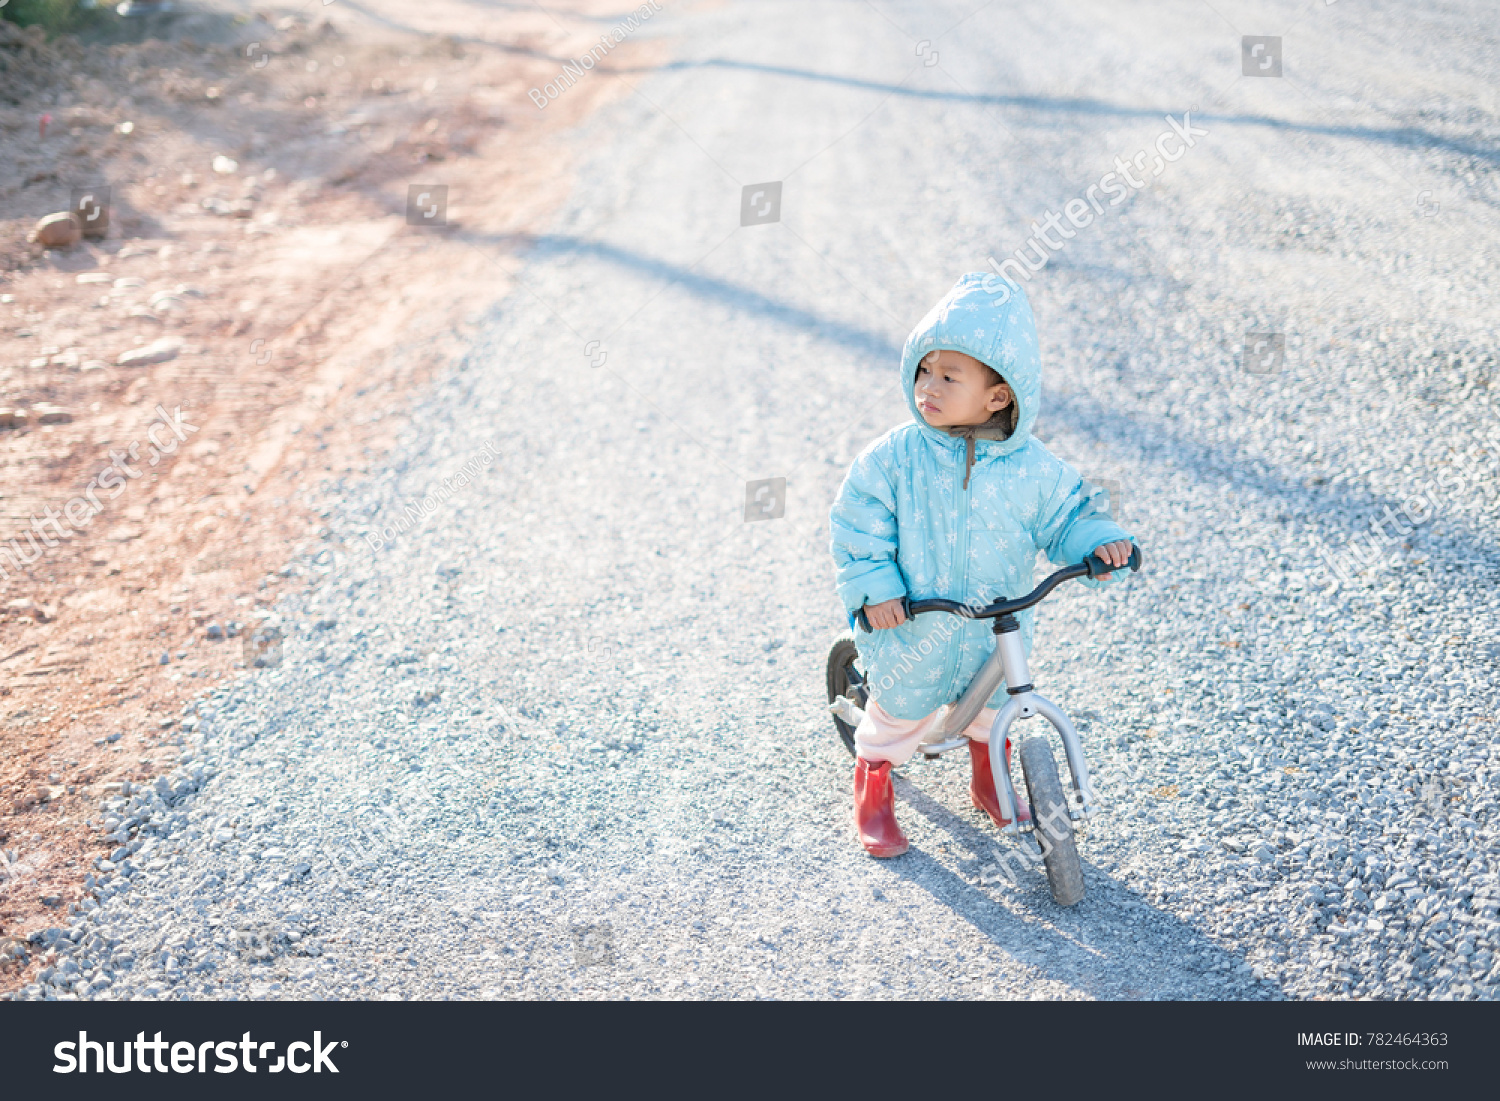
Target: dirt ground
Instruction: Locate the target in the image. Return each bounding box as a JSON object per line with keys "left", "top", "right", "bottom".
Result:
{"left": 0, "top": 0, "right": 665, "bottom": 985}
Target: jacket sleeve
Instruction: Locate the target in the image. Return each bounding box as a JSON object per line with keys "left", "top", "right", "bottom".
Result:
{"left": 1030, "top": 452, "right": 1134, "bottom": 588}
{"left": 829, "top": 442, "right": 908, "bottom": 615}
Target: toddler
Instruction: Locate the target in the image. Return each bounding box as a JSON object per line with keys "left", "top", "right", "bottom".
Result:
{"left": 829, "top": 273, "right": 1135, "bottom": 857}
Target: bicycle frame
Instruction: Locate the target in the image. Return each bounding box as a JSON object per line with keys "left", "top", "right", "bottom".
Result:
{"left": 920, "top": 617, "right": 1096, "bottom": 836}
{"left": 849, "top": 548, "right": 1138, "bottom": 835}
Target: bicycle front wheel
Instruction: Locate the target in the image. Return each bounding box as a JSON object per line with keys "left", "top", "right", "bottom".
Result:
{"left": 1019, "top": 734, "right": 1085, "bottom": 906}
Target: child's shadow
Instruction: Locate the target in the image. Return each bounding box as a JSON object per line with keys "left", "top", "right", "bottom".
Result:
{"left": 888, "top": 776, "right": 1274, "bottom": 1000}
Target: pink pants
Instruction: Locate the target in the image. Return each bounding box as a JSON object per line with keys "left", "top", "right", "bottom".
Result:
{"left": 854, "top": 699, "right": 999, "bottom": 766}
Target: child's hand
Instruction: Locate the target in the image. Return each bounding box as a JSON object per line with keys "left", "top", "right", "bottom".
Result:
{"left": 1092, "top": 540, "right": 1134, "bottom": 570}
{"left": 864, "top": 598, "right": 907, "bottom": 630}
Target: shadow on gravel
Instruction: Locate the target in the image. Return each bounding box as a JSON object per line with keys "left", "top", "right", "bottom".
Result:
{"left": 472, "top": 229, "right": 1497, "bottom": 575}
{"left": 888, "top": 778, "right": 1262, "bottom": 1000}
{"left": 607, "top": 59, "right": 1500, "bottom": 166}
{"left": 459, "top": 229, "right": 1496, "bottom": 587}
{"left": 458, "top": 232, "right": 904, "bottom": 362}
{"left": 1045, "top": 388, "right": 1500, "bottom": 576}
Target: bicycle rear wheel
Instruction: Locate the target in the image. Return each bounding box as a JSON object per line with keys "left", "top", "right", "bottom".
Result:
{"left": 1019, "top": 734, "right": 1085, "bottom": 906}
{"left": 825, "top": 633, "right": 868, "bottom": 757}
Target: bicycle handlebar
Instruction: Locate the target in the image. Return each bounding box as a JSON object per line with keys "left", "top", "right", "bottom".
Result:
{"left": 856, "top": 545, "right": 1142, "bottom": 633}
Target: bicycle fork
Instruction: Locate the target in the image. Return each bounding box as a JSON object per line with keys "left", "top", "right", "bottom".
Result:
{"left": 929, "top": 614, "right": 1097, "bottom": 836}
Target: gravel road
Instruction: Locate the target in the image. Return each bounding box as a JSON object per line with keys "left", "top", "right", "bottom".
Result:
{"left": 12, "top": 0, "right": 1499, "bottom": 1001}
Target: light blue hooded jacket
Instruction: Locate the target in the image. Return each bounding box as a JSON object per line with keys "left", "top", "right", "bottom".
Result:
{"left": 829, "top": 273, "right": 1132, "bottom": 720}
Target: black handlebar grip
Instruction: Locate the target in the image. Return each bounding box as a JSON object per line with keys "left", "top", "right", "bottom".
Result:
{"left": 856, "top": 596, "right": 912, "bottom": 632}
{"left": 1086, "top": 544, "right": 1144, "bottom": 577}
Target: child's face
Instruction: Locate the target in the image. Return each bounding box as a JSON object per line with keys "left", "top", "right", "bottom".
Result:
{"left": 914, "top": 350, "right": 1012, "bottom": 428}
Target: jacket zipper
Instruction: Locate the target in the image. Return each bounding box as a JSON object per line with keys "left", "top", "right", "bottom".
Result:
{"left": 936, "top": 437, "right": 969, "bottom": 703}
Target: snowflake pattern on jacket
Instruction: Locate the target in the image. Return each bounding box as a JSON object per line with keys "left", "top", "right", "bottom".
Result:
{"left": 829, "top": 272, "right": 1132, "bottom": 720}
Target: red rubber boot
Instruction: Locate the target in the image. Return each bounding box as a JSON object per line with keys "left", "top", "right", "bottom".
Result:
{"left": 853, "top": 757, "right": 908, "bottom": 857}
{"left": 969, "top": 737, "right": 1031, "bottom": 827}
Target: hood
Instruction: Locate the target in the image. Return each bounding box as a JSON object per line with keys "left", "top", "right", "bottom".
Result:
{"left": 901, "top": 271, "right": 1041, "bottom": 461}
